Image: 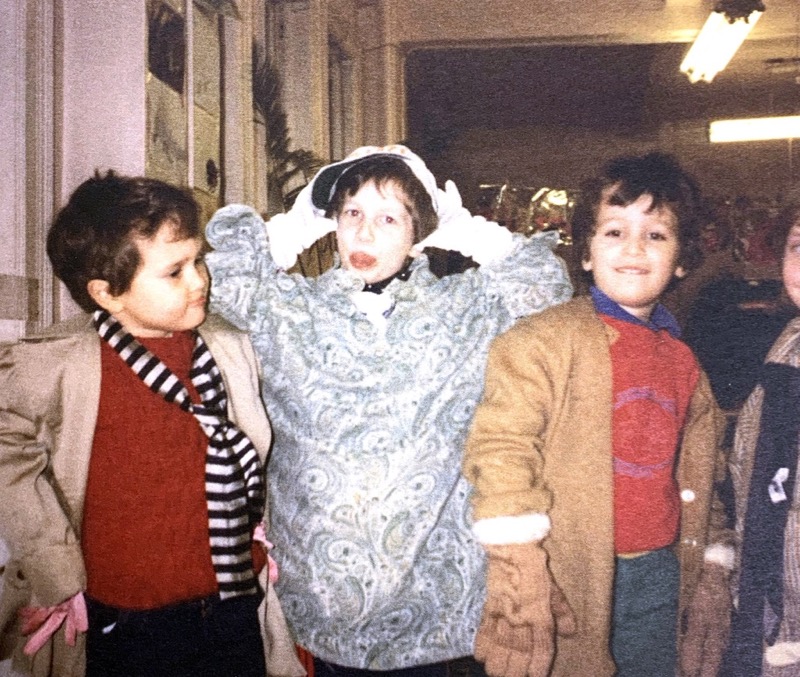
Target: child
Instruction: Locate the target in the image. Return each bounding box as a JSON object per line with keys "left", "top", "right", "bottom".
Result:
{"left": 724, "top": 189, "right": 800, "bottom": 677}
{"left": 204, "top": 145, "right": 573, "bottom": 675}
{"left": 464, "top": 152, "right": 735, "bottom": 677}
{"left": 0, "top": 172, "right": 301, "bottom": 677}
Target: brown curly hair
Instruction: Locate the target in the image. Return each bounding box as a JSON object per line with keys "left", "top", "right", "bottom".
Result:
{"left": 570, "top": 152, "right": 709, "bottom": 292}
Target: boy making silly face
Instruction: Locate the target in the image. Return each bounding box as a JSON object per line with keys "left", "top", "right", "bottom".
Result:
{"left": 335, "top": 180, "right": 416, "bottom": 285}
{"left": 582, "top": 189, "right": 686, "bottom": 321}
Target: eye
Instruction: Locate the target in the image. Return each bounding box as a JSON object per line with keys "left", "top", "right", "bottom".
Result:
{"left": 383, "top": 214, "right": 396, "bottom": 225}
{"left": 343, "top": 208, "right": 360, "bottom": 219}
{"left": 169, "top": 267, "right": 182, "bottom": 279}
{"left": 602, "top": 228, "right": 621, "bottom": 238}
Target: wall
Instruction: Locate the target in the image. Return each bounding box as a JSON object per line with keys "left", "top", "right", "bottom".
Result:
{"left": 429, "top": 124, "right": 800, "bottom": 211}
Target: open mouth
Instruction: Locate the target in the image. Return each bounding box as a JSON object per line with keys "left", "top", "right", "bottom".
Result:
{"left": 350, "top": 252, "right": 377, "bottom": 269}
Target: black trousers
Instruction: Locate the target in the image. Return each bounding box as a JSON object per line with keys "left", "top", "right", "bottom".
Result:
{"left": 313, "top": 655, "right": 488, "bottom": 677}
{"left": 85, "top": 592, "right": 265, "bottom": 677}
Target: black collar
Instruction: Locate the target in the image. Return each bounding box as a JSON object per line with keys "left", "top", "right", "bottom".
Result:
{"left": 362, "top": 261, "right": 413, "bottom": 294}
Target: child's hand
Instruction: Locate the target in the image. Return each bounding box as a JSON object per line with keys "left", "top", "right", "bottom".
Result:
{"left": 475, "top": 542, "right": 575, "bottom": 677}
{"left": 679, "top": 563, "right": 731, "bottom": 677}
{"left": 252, "top": 522, "right": 279, "bottom": 583}
{"left": 266, "top": 182, "right": 337, "bottom": 270}
{"left": 19, "top": 591, "right": 88, "bottom": 656}
{"left": 411, "top": 181, "right": 513, "bottom": 265}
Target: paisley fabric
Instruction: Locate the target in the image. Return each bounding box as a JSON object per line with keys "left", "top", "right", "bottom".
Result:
{"left": 204, "top": 204, "right": 572, "bottom": 669}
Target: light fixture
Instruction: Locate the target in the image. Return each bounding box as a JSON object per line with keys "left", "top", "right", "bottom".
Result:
{"left": 764, "top": 57, "right": 800, "bottom": 75}
{"left": 709, "top": 115, "right": 800, "bottom": 142}
{"left": 680, "top": 0, "right": 765, "bottom": 83}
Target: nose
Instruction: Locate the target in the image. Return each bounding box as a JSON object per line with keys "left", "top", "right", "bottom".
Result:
{"left": 355, "top": 218, "right": 375, "bottom": 242}
{"left": 188, "top": 262, "right": 209, "bottom": 291}
{"left": 622, "top": 234, "right": 645, "bottom": 255}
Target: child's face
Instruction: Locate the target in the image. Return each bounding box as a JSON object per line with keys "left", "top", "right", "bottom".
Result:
{"left": 99, "top": 222, "right": 209, "bottom": 337}
{"left": 582, "top": 191, "right": 685, "bottom": 321}
{"left": 336, "top": 179, "right": 415, "bottom": 284}
{"left": 782, "top": 221, "right": 800, "bottom": 309}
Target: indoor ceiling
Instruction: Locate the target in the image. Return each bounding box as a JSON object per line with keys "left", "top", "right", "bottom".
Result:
{"left": 404, "top": 0, "right": 800, "bottom": 150}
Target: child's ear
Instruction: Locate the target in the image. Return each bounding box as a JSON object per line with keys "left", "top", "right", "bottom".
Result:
{"left": 674, "top": 265, "right": 686, "bottom": 279}
{"left": 581, "top": 258, "right": 593, "bottom": 272}
{"left": 87, "top": 279, "right": 124, "bottom": 313}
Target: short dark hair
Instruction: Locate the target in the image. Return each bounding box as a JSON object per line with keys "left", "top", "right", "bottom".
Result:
{"left": 325, "top": 156, "right": 438, "bottom": 244}
{"left": 570, "top": 152, "right": 708, "bottom": 290}
{"left": 47, "top": 170, "right": 200, "bottom": 312}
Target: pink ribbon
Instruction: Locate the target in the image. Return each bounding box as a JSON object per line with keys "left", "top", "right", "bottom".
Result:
{"left": 253, "top": 522, "right": 279, "bottom": 584}
{"left": 19, "top": 592, "right": 88, "bottom": 656}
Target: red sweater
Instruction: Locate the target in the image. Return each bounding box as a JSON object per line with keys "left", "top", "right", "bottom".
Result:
{"left": 81, "top": 332, "right": 218, "bottom": 609}
{"left": 602, "top": 315, "right": 700, "bottom": 554}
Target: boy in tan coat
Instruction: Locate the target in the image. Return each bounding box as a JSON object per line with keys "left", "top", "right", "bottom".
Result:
{"left": 0, "top": 172, "right": 302, "bottom": 677}
{"left": 465, "top": 153, "right": 735, "bottom": 677}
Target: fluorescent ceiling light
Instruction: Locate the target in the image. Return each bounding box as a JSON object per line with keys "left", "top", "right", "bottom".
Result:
{"left": 709, "top": 116, "right": 800, "bottom": 142}
{"left": 680, "top": 7, "right": 763, "bottom": 83}
{"left": 764, "top": 57, "right": 800, "bottom": 75}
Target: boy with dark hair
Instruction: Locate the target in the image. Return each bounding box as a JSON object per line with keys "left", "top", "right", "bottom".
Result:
{"left": 0, "top": 171, "right": 301, "bottom": 677}
{"left": 465, "top": 152, "right": 734, "bottom": 677}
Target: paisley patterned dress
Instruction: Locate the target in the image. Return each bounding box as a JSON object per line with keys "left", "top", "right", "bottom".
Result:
{"left": 204, "top": 204, "right": 572, "bottom": 669}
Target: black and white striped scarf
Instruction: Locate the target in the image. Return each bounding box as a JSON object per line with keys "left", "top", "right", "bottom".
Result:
{"left": 93, "top": 310, "right": 266, "bottom": 600}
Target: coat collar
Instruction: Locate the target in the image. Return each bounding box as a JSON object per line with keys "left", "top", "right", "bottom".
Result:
{"left": 590, "top": 286, "right": 681, "bottom": 338}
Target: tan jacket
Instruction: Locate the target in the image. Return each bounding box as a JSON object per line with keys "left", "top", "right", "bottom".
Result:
{"left": 464, "top": 297, "right": 732, "bottom": 677}
{"left": 0, "top": 314, "right": 304, "bottom": 677}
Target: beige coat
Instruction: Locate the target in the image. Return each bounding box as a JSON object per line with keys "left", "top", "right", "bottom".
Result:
{"left": 0, "top": 314, "right": 304, "bottom": 677}
{"left": 464, "top": 297, "right": 732, "bottom": 677}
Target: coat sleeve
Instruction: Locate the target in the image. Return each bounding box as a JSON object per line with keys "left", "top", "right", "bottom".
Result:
{"left": 0, "top": 342, "right": 86, "bottom": 607}
{"left": 204, "top": 204, "right": 283, "bottom": 334}
{"left": 464, "top": 314, "right": 563, "bottom": 532}
{"left": 696, "top": 373, "right": 737, "bottom": 549}
{"left": 470, "top": 231, "right": 573, "bottom": 321}
{"left": 678, "top": 370, "right": 737, "bottom": 575}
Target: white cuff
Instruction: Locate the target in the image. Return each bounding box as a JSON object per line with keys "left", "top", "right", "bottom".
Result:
{"left": 265, "top": 214, "right": 301, "bottom": 270}
{"left": 704, "top": 543, "right": 735, "bottom": 570}
{"left": 473, "top": 512, "right": 550, "bottom": 545}
{"left": 767, "top": 642, "right": 800, "bottom": 667}
{"left": 468, "top": 219, "right": 515, "bottom": 266}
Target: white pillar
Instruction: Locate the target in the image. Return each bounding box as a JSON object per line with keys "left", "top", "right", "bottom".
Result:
{"left": 222, "top": 0, "right": 257, "bottom": 205}
{"left": 56, "top": 0, "right": 147, "bottom": 320}
{"left": 60, "top": 0, "right": 147, "bottom": 193}
{"left": 275, "top": 0, "right": 330, "bottom": 160}
{"left": 357, "top": 0, "right": 404, "bottom": 146}
{"left": 0, "top": 0, "right": 28, "bottom": 340}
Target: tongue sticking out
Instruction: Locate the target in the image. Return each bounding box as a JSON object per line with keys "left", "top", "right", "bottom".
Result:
{"left": 350, "top": 252, "right": 376, "bottom": 269}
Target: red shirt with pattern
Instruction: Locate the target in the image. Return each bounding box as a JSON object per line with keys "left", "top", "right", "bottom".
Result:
{"left": 601, "top": 314, "right": 700, "bottom": 554}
